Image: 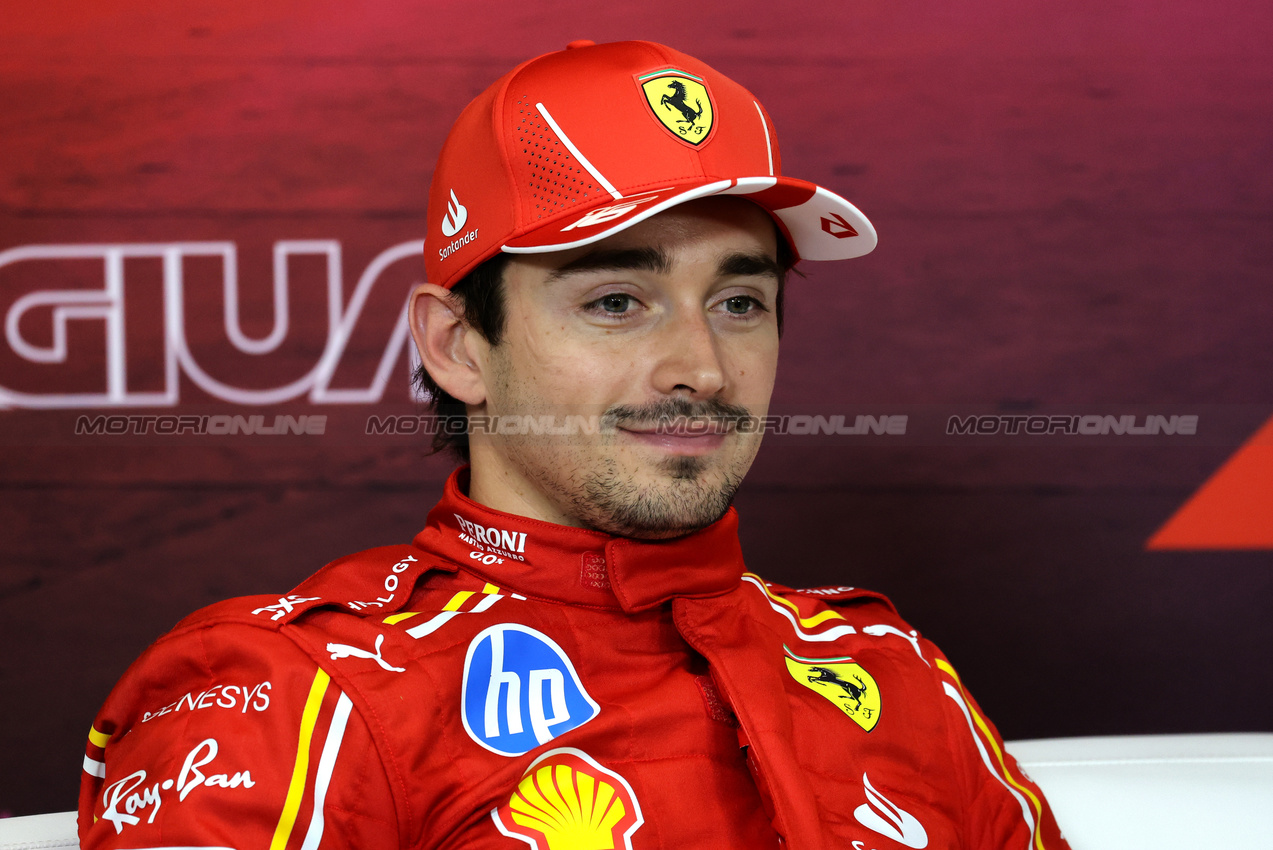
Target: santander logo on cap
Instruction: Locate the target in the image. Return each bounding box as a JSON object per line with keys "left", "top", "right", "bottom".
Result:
{"left": 436, "top": 187, "right": 481, "bottom": 265}
{"left": 440, "top": 189, "right": 468, "bottom": 238}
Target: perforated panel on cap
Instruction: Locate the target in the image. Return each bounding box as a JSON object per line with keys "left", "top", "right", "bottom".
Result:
{"left": 514, "top": 95, "right": 606, "bottom": 220}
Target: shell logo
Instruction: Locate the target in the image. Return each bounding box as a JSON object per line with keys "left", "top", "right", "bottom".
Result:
{"left": 491, "top": 748, "right": 644, "bottom": 850}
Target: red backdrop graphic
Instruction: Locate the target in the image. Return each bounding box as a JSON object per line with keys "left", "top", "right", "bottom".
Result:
{"left": 1150, "top": 415, "right": 1273, "bottom": 548}
{"left": 2, "top": 0, "right": 1271, "bottom": 817}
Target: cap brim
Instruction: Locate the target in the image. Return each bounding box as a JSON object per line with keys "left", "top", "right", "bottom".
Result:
{"left": 501, "top": 176, "right": 876, "bottom": 262}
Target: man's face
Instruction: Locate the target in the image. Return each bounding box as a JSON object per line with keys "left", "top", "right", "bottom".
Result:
{"left": 467, "top": 196, "right": 782, "bottom": 538}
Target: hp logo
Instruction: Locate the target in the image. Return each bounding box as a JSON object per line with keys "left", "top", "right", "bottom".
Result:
{"left": 461, "top": 623, "right": 600, "bottom": 756}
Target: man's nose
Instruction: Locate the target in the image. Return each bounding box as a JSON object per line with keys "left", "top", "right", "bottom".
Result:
{"left": 649, "top": 307, "right": 727, "bottom": 398}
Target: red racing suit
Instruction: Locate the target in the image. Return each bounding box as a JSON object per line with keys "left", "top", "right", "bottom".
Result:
{"left": 80, "top": 470, "right": 1069, "bottom": 849}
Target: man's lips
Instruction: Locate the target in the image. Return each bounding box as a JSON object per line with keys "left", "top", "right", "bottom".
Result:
{"left": 617, "top": 420, "right": 733, "bottom": 455}
{"left": 620, "top": 420, "right": 735, "bottom": 436}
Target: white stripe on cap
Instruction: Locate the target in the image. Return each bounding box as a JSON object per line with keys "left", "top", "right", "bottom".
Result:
{"left": 719, "top": 176, "right": 778, "bottom": 194}
{"left": 536, "top": 103, "right": 623, "bottom": 200}
{"left": 753, "top": 102, "right": 774, "bottom": 176}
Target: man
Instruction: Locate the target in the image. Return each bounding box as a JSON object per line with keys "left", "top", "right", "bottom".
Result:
{"left": 80, "top": 40, "right": 1069, "bottom": 849}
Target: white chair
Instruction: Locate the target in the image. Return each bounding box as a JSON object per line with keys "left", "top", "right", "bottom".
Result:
{"left": 0, "top": 811, "right": 77, "bottom": 850}
{"left": 1007, "top": 732, "right": 1273, "bottom": 849}
{"left": 3, "top": 734, "right": 1270, "bottom": 849}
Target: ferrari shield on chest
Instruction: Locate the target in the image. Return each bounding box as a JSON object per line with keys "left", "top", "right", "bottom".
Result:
{"left": 461, "top": 623, "right": 601, "bottom": 756}
{"left": 784, "top": 645, "right": 882, "bottom": 732}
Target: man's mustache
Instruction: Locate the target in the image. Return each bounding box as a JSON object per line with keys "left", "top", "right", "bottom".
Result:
{"left": 602, "top": 399, "right": 755, "bottom": 433}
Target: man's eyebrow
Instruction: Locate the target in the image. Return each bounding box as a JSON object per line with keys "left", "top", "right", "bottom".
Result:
{"left": 718, "top": 251, "right": 782, "bottom": 281}
{"left": 546, "top": 246, "right": 671, "bottom": 281}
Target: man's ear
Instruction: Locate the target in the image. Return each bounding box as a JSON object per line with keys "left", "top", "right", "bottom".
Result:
{"left": 408, "top": 283, "right": 488, "bottom": 405}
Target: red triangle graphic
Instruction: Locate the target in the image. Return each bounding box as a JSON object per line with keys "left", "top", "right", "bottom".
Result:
{"left": 1147, "top": 414, "right": 1273, "bottom": 550}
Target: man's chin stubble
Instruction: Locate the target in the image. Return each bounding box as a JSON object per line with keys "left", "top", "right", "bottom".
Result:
{"left": 577, "top": 456, "right": 744, "bottom": 539}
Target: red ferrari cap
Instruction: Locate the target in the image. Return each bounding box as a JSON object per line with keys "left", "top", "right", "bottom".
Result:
{"left": 425, "top": 39, "right": 876, "bottom": 289}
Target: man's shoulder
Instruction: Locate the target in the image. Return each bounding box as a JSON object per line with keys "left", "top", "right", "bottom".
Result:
{"left": 774, "top": 580, "right": 897, "bottom": 608}
{"left": 742, "top": 573, "right": 901, "bottom": 617}
{"left": 97, "top": 542, "right": 461, "bottom": 730}
{"left": 732, "top": 572, "right": 928, "bottom": 650}
{"left": 166, "top": 542, "right": 454, "bottom": 637}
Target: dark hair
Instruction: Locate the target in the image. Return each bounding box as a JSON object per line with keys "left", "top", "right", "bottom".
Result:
{"left": 413, "top": 235, "right": 795, "bottom": 461}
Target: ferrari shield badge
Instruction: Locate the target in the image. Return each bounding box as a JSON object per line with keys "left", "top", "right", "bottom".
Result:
{"left": 638, "top": 68, "right": 714, "bottom": 145}
{"left": 785, "top": 645, "right": 881, "bottom": 732}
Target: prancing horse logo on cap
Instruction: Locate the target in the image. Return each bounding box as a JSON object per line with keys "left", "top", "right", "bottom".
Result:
{"left": 638, "top": 69, "right": 715, "bottom": 145}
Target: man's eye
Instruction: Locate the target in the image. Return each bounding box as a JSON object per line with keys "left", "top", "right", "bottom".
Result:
{"left": 723, "top": 295, "right": 761, "bottom": 314}
{"left": 597, "top": 293, "right": 633, "bottom": 313}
